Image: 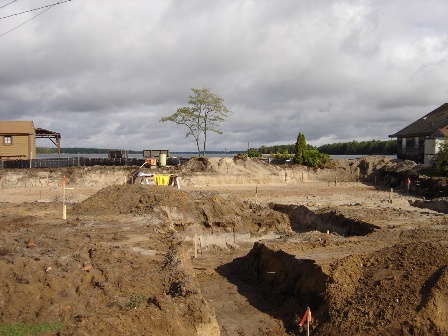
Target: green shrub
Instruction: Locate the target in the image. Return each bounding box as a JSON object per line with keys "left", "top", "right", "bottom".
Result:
{"left": 303, "top": 150, "right": 330, "bottom": 168}
{"left": 435, "top": 139, "right": 448, "bottom": 176}
{"left": 247, "top": 149, "right": 262, "bottom": 158}
{"left": 272, "top": 149, "right": 290, "bottom": 159}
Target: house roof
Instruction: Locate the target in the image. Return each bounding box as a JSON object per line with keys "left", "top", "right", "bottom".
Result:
{"left": 389, "top": 103, "right": 448, "bottom": 138}
{"left": 0, "top": 120, "right": 35, "bottom": 134}
{"left": 35, "top": 127, "right": 61, "bottom": 139}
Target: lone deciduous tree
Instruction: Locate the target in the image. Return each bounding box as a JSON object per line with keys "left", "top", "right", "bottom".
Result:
{"left": 160, "top": 88, "right": 230, "bottom": 157}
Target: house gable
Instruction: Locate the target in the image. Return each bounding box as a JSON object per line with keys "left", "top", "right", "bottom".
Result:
{"left": 0, "top": 121, "right": 36, "bottom": 160}
{"left": 389, "top": 103, "right": 448, "bottom": 163}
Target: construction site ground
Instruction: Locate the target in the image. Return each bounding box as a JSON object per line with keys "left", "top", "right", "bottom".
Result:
{"left": 0, "top": 156, "right": 447, "bottom": 335}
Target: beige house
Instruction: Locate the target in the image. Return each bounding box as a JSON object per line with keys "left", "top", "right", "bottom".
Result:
{"left": 389, "top": 103, "right": 448, "bottom": 164}
{"left": 0, "top": 120, "right": 36, "bottom": 160}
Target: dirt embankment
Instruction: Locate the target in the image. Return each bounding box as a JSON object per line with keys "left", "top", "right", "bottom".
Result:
{"left": 1, "top": 155, "right": 447, "bottom": 200}
{"left": 0, "top": 155, "right": 409, "bottom": 188}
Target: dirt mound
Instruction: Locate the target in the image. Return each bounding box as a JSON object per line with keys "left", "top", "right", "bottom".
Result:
{"left": 0, "top": 225, "right": 218, "bottom": 336}
{"left": 323, "top": 241, "right": 448, "bottom": 335}
{"left": 74, "top": 184, "right": 196, "bottom": 215}
{"left": 179, "top": 157, "right": 213, "bottom": 173}
{"left": 179, "top": 157, "right": 289, "bottom": 185}
{"left": 0, "top": 197, "right": 220, "bottom": 336}
{"left": 180, "top": 156, "right": 273, "bottom": 175}
{"left": 73, "top": 184, "right": 291, "bottom": 235}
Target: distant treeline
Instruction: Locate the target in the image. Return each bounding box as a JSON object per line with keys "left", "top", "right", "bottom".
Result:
{"left": 317, "top": 140, "right": 397, "bottom": 155}
{"left": 256, "top": 140, "right": 397, "bottom": 155}
{"left": 37, "top": 139, "right": 397, "bottom": 156}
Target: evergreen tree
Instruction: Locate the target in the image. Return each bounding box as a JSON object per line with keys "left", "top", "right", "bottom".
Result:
{"left": 295, "top": 132, "right": 306, "bottom": 164}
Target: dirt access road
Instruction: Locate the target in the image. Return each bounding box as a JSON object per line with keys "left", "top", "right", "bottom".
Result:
{"left": 0, "top": 157, "right": 447, "bottom": 335}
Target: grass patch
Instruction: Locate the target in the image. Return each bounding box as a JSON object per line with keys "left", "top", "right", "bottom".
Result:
{"left": 128, "top": 294, "right": 146, "bottom": 309}
{"left": 0, "top": 321, "right": 64, "bottom": 336}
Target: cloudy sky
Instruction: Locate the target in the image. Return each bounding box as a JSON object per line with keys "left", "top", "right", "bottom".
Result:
{"left": 1, "top": 0, "right": 447, "bottom": 152}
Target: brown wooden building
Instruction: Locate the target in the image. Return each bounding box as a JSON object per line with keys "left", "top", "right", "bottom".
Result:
{"left": 389, "top": 103, "right": 448, "bottom": 164}
{"left": 0, "top": 120, "right": 36, "bottom": 160}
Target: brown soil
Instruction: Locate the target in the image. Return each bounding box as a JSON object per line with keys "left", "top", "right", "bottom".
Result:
{"left": 0, "top": 156, "right": 447, "bottom": 335}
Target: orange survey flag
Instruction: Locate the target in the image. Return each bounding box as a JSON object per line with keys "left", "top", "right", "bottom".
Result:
{"left": 299, "top": 307, "right": 312, "bottom": 327}
{"left": 62, "top": 176, "right": 67, "bottom": 189}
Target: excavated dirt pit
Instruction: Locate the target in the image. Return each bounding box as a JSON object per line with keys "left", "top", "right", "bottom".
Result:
{"left": 221, "top": 239, "right": 448, "bottom": 335}
{"left": 0, "top": 184, "right": 295, "bottom": 336}
{"left": 1, "top": 158, "right": 448, "bottom": 336}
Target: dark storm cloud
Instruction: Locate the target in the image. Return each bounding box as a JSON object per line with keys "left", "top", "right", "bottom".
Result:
{"left": 1, "top": 0, "right": 448, "bottom": 150}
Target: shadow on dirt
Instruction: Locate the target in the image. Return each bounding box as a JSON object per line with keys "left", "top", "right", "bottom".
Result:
{"left": 216, "top": 242, "right": 329, "bottom": 334}
{"left": 270, "top": 203, "right": 379, "bottom": 236}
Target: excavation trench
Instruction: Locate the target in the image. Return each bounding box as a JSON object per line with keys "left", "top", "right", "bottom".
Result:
{"left": 410, "top": 198, "right": 448, "bottom": 214}
{"left": 217, "top": 241, "right": 330, "bottom": 333}
{"left": 211, "top": 203, "right": 382, "bottom": 332}
{"left": 270, "top": 203, "right": 380, "bottom": 236}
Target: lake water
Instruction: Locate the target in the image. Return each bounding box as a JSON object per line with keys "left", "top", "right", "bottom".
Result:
{"left": 36, "top": 153, "right": 236, "bottom": 159}
{"left": 36, "top": 153, "right": 396, "bottom": 160}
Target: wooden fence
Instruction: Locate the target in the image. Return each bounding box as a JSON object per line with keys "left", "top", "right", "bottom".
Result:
{"left": 1, "top": 157, "right": 184, "bottom": 169}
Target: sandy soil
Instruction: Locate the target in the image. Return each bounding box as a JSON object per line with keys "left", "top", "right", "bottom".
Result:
{"left": 0, "top": 156, "right": 447, "bottom": 335}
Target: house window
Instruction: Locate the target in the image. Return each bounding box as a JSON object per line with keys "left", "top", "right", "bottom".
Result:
{"left": 401, "top": 138, "right": 406, "bottom": 153}
{"left": 414, "top": 137, "right": 419, "bottom": 149}
{"left": 3, "top": 136, "right": 12, "bottom": 145}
